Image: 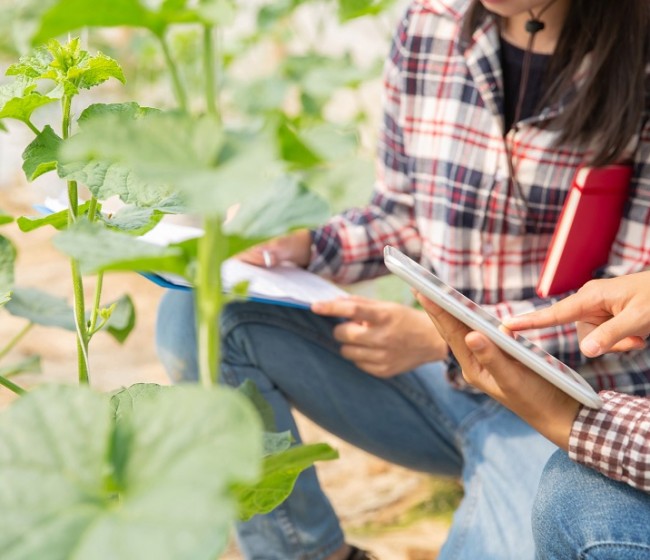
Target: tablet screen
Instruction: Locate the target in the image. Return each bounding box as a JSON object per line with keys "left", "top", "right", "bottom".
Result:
{"left": 384, "top": 246, "right": 602, "bottom": 408}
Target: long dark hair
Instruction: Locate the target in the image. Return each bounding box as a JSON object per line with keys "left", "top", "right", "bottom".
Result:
{"left": 464, "top": 0, "right": 650, "bottom": 166}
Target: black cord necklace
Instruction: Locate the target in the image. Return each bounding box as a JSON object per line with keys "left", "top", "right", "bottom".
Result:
{"left": 507, "top": 0, "right": 560, "bottom": 213}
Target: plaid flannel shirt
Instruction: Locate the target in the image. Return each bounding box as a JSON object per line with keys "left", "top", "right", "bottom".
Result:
{"left": 309, "top": 0, "right": 650, "bottom": 485}
{"left": 571, "top": 392, "right": 650, "bottom": 492}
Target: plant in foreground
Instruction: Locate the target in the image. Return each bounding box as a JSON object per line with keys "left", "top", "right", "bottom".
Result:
{"left": 0, "top": 6, "right": 339, "bottom": 557}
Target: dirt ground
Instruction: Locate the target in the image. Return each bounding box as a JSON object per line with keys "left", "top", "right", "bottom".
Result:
{"left": 0, "top": 182, "right": 453, "bottom": 560}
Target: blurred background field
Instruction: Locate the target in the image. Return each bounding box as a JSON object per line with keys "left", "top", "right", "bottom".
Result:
{"left": 0, "top": 1, "right": 462, "bottom": 557}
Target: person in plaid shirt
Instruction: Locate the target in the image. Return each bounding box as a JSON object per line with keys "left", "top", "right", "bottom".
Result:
{"left": 156, "top": 0, "right": 650, "bottom": 558}
{"left": 417, "top": 270, "right": 650, "bottom": 558}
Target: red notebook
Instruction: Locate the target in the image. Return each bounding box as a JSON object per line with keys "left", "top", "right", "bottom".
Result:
{"left": 536, "top": 164, "right": 633, "bottom": 298}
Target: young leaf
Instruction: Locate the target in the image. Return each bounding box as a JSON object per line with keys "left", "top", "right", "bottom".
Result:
{"left": 41, "top": 38, "right": 126, "bottom": 95}
{"left": 103, "top": 294, "right": 136, "bottom": 343}
{"left": 0, "top": 383, "right": 263, "bottom": 560}
{"left": 69, "top": 52, "right": 126, "bottom": 90}
{"left": 17, "top": 201, "right": 95, "bottom": 232}
{"left": 0, "top": 121, "right": 6, "bottom": 132}
{"left": 6, "top": 46, "right": 51, "bottom": 79}
{"left": 233, "top": 443, "right": 338, "bottom": 521}
{"left": 0, "top": 77, "right": 56, "bottom": 125}
{"left": 22, "top": 125, "right": 62, "bottom": 181}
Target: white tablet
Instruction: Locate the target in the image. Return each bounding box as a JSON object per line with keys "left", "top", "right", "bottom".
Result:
{"left": 384, "top": 246, "right": 603, "bottom": 409}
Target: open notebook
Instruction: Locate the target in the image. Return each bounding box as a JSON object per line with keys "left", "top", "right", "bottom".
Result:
{"left": 141, "top": 222, "right": 347, "bottom": 309}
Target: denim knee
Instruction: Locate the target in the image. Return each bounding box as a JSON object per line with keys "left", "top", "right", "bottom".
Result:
{"left": 155, "top": 289, "right": 198, "bottom": 383}
{"left": 533, "top": 450, "right": 650, "bottom": 559}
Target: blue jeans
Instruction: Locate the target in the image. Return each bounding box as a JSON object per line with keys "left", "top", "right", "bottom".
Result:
{"left": 533, "top": 450, "right": 650, "bottom": 559}
{"left": 156, "top": 291, "right": 557, "bottom": 560}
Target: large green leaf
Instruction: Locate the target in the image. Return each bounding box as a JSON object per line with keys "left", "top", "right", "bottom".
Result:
{"left": 99, "top": 206, "right": 165, "bottom": 236}
{"left": 22, "top": 125, "right": 61, "bottom": 181}
{"left": 31, "top": 0, "right": 214, "bottom": 43}
{"left": 77, "top": 101, "right": 160, "bottom": 124}
{"left": 234, "top": 443, "right": 338, "bottom": 521}
{"left": 53, "top": 220, "right": 190, "bottom": 276}
{"left": 0, "top": 383, "right": 263, "bottom": 560}
{"left": 223, "top": 175, "right": 329, "bottom": 238}
{"left": 60, "top": 112, "right": 286, "bottom": 216}
{"left": 32, "top": 0, "right": 159, "bottom": 44}
{"left": 337, "top": 0, "right": 396, "bottom": 21}
{"left": 58, "top": 159, "right": 183, "bottom": 210}
{"left": 196, "top": 0, "right": 236, "bottom": 26}
{"left": 0, "top": 356, "right": 41, "bottom": 378}
{"left": 5, "top": 287, "right": 75, "bottom": 330}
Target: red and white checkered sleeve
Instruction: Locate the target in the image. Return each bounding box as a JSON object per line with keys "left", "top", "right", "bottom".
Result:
{"left": 569, "top": 390, "right": 650, "bottom": 492}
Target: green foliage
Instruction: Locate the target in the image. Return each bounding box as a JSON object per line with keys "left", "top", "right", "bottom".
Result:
{"left": 0, "top": 0, "right": 399, "bottom": 552}
{"left": 103, "top": 295, "right": 136, "bottom": 343}
{"left": 0, "top": 235, "right": 16, "bottom": 305}
{"left": 338, "top": 0, "right": 396, "bottom": 21}
{"left": 234, "top": 443, "right": 339, "bottom": 521}
{"left": 8, "top": 37, "right": 125, "bottom": 96}
{"left": 53, "top": 220, "right": 189, "bottom": 276}
{"left": 0, "top": 77, "right": 57, "bottom": 126}
{"left": 5, "top": 287, "right": 76, "bottom": 330}
{"left": 21, "top": 125, "right": 61, "bottom": 180}
{"left": 0, "top": 383, "right": 263, "bottom": 560}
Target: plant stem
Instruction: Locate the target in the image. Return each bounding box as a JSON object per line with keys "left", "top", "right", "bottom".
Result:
{"left": 158, "top": 34, "right": 189, "bottom": 112}
{"left": 203, "top": 25, "right": 219, "bottom": 121}
{"left": 25, "top": 119, "right": 41, "bottom": 135}
{"left": 0, "top": 322, "right": 33, "bottom": 362}
{"left": 0, "top": 375, "right": 25, "bottom": 395}
{"left": 63, "top": 93, "right": 90, "bottom": 384}
{"left": 196, "top": 216, "right": 226, "bottom": 387}
{"left": 88, "top": 272, "right": 104, "bottom": 337}
{"left": 87, "top": 196, "right": 99, "bottom": 222}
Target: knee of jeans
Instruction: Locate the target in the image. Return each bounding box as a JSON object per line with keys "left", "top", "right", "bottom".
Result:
{"left": 155, "top": 290, "right": 198, "bottom": 383}
{"left": 533, "top": 450, "right": 589, "bottom": 554}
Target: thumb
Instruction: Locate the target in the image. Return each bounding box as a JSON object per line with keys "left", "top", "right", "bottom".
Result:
{"left": 465, "top": 331, "right": 500, "bottom": 367}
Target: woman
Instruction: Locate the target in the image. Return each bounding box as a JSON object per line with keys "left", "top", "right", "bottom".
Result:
{"left": 416, "top": 271, "right": 650, "bottom": 558}
{"left": 156, "top": 1, "right": 650, "bottom": 558}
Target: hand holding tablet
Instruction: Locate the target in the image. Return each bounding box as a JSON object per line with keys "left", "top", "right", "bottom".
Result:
{"left": 383, "top": 246, "right": 603, "bottom": 409}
